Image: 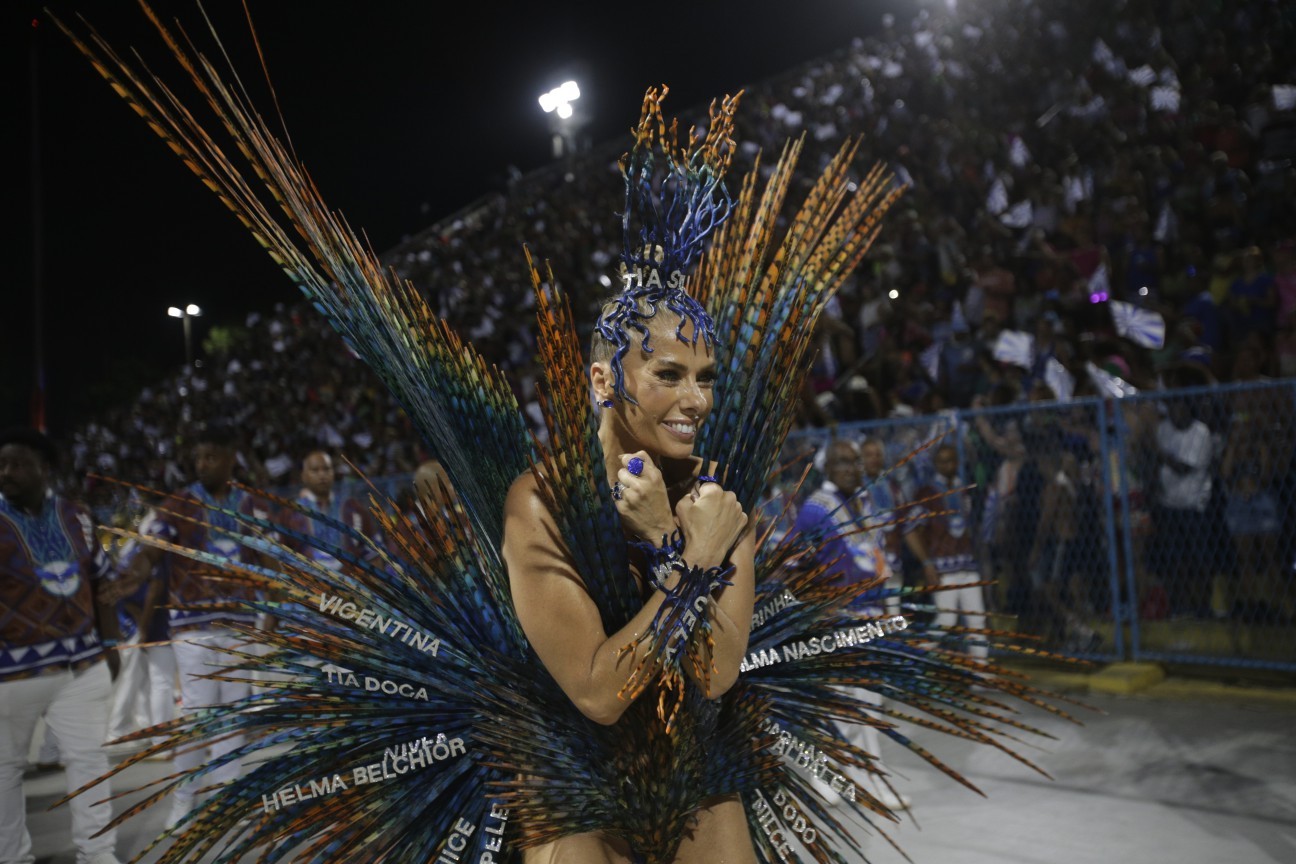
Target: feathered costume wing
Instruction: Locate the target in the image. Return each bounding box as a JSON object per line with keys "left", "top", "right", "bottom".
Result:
{"left": 50, "top": 5, "right": 1089, "bottom": 863}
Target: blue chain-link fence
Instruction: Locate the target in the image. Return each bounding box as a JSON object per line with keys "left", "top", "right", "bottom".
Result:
{"left": 781, "top": 379, "right": 1296, "bottom": 673}
{"left": 92, "top": 381, "right": 1296, "bottom": 672}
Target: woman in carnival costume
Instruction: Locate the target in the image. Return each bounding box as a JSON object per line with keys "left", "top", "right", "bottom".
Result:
{"left": 52, "top": 5, "right": 1084, "bottom": 863}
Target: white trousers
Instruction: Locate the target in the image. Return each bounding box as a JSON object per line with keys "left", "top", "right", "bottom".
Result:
{"left": 0, "top": 662, "right": 118, "bottom": 864}
{"left": 836, "top": 685, "right": 889, "bottom": 795}
{"left": 106, "top": 638, "right": 149, "bottom": 742}
{"left": 935, "top": 570, "right": 988, "bottom": 660}
{"left": 143, "top": 645, "right": 178, "bottom": 746}
{"left": 172, "top": 629, "right": 249, "bottom": 800}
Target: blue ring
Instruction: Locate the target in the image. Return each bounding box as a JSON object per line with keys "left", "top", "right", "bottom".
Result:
{"left": 627, "top": 456, "right": 645, "bottom": 476}
{"left": 697, "top": 475, "right": 719, "bottom": 484}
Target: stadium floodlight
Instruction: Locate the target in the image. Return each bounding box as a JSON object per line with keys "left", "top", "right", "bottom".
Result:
{"left": 539, "top": 81, "right": 582, "bottom": 157}
{"left": 539, "top": 80, "right": 580, "bottom": 114}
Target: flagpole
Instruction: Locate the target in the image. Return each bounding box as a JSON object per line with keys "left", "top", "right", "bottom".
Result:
{"left": 28, "top": 17, "right": 47, "bottom": 434}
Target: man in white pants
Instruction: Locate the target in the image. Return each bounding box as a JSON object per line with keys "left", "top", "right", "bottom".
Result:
{"left": 791, "top": 438, "right": 911, "bottom": 812}
{"left": 113, "top": 423, "right": 270, "bottom": 829}
{"left": 912, "top": 444, "right": 988, "bottom": 662}
{"left": 0, "top": 427, "right": 123, "bottom": 864}
{"left": 115, "top": 513, "right": 177, "bottom": 752}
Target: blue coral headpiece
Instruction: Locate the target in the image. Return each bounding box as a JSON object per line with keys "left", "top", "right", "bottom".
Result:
{"left": 595, "top": 86, "right": 741, "bottom": 401}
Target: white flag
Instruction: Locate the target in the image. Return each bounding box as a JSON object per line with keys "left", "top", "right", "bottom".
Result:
{"left": 1128, "top": 65, "right": 1157, "bottom": 87}
{"left": 1151, "top": 86, "right": 1181, "bottom": 112}
{"left": 920, "top": 342, "right": 941, "bottom": 382}
{"left": 1110, "top": 300, "right": 1166, "bottom": 349}
{"left": 1153, "top": 201, "right": 1177, "bottom": 243}
{"left": 986, "top": 177, "right": 1009, "bottom": 215}
{"left": 1001, "top": 200, "right": 1034, "bottom": 228}
{"left": 1092, "top": 39, "right": 1125, "bottom": 76}
{"left": 1085, "top": 361, "right": 1138, "bottom": 399}
{"left": 1044, "top": 357, "right": 1075, "bottom": 402}
{"left": 1087, "top": 262, "right": 1111, "bottom": 302}
{"left": 1009, "top": 136, "right": 1032, "bottom": 167}
{"left": 993, "top": 330, "right": 1035, "bottom": 369}
{"left": 1274, "top": 85, "right": 1296, "bottom": 111}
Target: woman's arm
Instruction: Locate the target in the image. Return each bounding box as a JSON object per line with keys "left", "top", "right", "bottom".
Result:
{"left": 680, "top": 520, "right": 755, "bottom": 697}
{"left": 503, "top": 473, "right": 718, "bottom": 724}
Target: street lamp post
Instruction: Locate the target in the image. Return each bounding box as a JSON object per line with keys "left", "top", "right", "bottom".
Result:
{"left": 167, "top": 303, "right": 202, "bottom": 366}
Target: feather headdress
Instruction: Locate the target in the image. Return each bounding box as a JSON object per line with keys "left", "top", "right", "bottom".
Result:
{"left": 594, "top": 86, "right": 737, "bottom": 401}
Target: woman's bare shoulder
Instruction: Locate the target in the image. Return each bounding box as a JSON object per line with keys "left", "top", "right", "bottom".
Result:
{"left": 504, "top": 468, "right": 557, "bottom": 528}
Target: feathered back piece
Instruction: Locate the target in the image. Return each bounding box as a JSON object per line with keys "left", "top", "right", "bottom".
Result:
{"left": 595, "top": 86, "right": 740, "bottom": 401}
{"left": 695, "top": 137, "right": 906, "bottom": 512}
{"left": 47, "top": 3, "right": 531, "bottom": 558}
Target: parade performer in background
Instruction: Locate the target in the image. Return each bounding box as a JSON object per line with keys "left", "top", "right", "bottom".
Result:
{"left": 0, "top": 427, "right": 124, "bottom": 864}
{"left": 114, "top": 509, "right": 177, "bottom": 754}
{"left": 109, "top": 422, "right": 275, "bottom": 829}
{"left": 791, "top": 437, "right": 912, "bottom": 813}
{"left": 278, "top": 450, "right": 380, "bottom": 574}
{"left": 913, "top": 443, "right": 991, "bottom": 661}
{"left": 51, "top": 5, "right": 1084, "bottom": 862}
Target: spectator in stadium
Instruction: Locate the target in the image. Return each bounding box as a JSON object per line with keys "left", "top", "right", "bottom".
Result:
{"left": 935, "top": 311, "right": 981, "bottom": 409}
{"left": 0, "top": 427, "right": 124, "bottom": 864}
{"left": 1226, "top": 245, "right": 1278, "bottom": 350}
{"left": 1027, "top": 447, "right": 1101, "bottom": 651}
{"left": 970, "top": 386, "right": 1029, "bottom": 613}
{"left": 1220, "top": 345, "right": 1289, "bottom": 621}
{"left": 110, "top": 422, "right": 273, "bottom": 828}
{"left": 1151, "top": 400, "right": 1216, "bottom": 619}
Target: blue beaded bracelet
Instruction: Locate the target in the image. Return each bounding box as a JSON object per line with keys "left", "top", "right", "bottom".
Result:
{"left": 631, "top": 530, "right": 686, "bottom": 594}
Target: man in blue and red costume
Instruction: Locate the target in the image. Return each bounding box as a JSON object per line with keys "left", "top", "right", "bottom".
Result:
{"left": 277, "top": 449, "right": 378, "bottom": 574}
{"left": 792, "top": 437, "right": 912, "bottom": 811}
{"left": 0, "top": 427, "right": 124, "bottom": 864}
{"left": 114, "top": 422, "right": 272, "bottom": 829}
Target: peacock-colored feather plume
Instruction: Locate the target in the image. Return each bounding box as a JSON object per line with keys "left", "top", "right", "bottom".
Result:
{"left": 49, "top": 4, "right": 1095, "bottom": 863}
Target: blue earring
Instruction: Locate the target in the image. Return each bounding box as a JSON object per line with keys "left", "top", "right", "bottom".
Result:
{"left": 600, "top": 399, "right": 614, "bottom": 408}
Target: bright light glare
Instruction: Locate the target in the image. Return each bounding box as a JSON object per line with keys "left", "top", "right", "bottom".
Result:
{"left": 167, "top": 306, "right": 183, "bottom": 318}
{"left": 186, "top": 303, "right": 202, "bottom": 316}
{"left": 888, "top": 289, "right": 900, "bottom": 300}
{"left": 540, "top": 80, "right": 581, "bottom": 115}
{"left": 1138, "top": 286, "right": 1149, "bottom": 296}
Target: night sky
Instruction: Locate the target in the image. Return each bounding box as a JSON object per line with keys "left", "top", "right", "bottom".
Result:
{"left": 6, "top": 0, "right": 906, "bottom": 436}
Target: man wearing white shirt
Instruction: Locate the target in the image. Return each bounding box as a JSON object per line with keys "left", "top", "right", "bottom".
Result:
{"left": 1153, "top": 401, "right": 1215, "bottom": 618}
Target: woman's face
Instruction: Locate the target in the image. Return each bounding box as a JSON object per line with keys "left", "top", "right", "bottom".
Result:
{"left": 595, "top": 313, "right": 716, "bottom": 460}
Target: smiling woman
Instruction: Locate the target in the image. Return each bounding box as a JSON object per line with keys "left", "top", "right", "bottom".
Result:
{"left": 594, "top": 313, "right": 718, "bottom": 459}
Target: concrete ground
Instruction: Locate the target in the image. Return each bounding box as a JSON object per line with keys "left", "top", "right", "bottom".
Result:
{"left": 20, "top": 667, "right": 1296, "bottom": 864}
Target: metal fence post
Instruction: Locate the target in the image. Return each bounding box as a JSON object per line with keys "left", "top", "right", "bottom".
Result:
{"left": 1112, "top": 398, "right": 1144, "bottom": 661}
{"left": 1094, "top": 398, "right": 1127, "bottom": 660}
